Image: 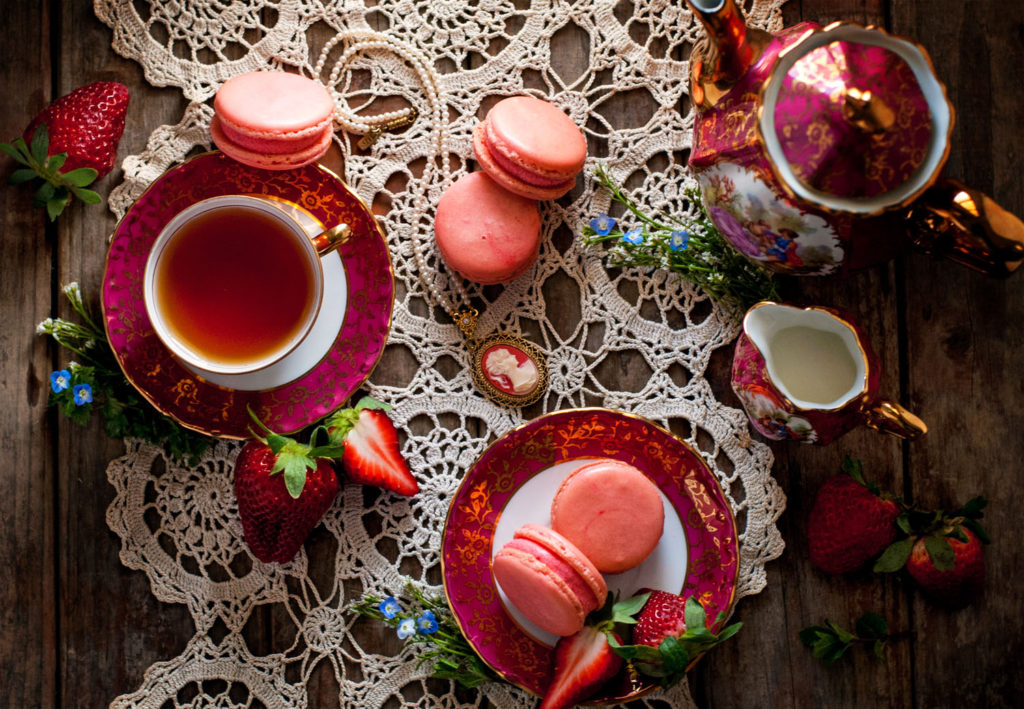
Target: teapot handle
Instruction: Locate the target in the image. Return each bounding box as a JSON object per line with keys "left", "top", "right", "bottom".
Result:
{"left": 906, "top": 178, "right": 1024, "bottom": 277}
{"left": 863, "top": 400, "right": 928, "bottom": 440}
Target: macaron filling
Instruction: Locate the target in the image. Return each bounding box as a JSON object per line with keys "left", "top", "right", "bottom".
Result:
{"left": 502, "top": 538, "right": 600, "bottom": 611}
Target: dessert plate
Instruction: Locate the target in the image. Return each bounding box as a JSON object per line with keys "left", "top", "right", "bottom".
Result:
{"left": 441, "top": 408, "right": 739, "bottom": 699}
{"left": 102, "top": 151, "right": 393, "bottom": 438}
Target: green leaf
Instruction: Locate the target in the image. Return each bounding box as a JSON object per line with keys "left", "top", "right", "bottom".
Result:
{"left": 61, "top": 167, "right": 98, "bottom": 187}
{"left": 873, "top": 638, "right": 887, "bottom": 662}
{"left": 29, "top": 124, "right": 49, "bottom": 163}
{"left": 0, "top": 141, "right": 29, "bottom": 165}
{"left": 69, "top": 187, "right": 102, "bottom": 204}
{"left": 658, "top": 635, "right": 690, "bottom": 674}
{"left": 46, "top": 195, "right": 67, "bottom": 221}
{"left": 684, "top": 597, "right": 706, "bottom": 632}
{"left": 826, "top": 619, "right": 855, "bottom": 644}
{"left": 924, "top": 535, "right": 955, "bottom": 571}
{"left": 873, "top": 537, "right": 914, "bottom": 573}
{"left": 355, "top": 396, "right": 392, "bottom": 412}
{"left": 612, "top": 592, "right": 649, "bottom": 624}
{"left": 9, "top": 168, "right": 37, "bottom": 184}
{"left": 842, "top": 456, "right": 864, "bottom": 485}
{"left": 855, "top": 613, "right": 889, "bottom": 639}
{"left": 34, "top": 181, "right": 56, "bottom": 205}
{"left": 896, "top": 512, "right": 913, "bottom": 535}
{"left": 799, "top": 626, "right": 828, "bottom": 648}
{"left": 958, "top": 496, "right": 988, "bottom": 519}
{"left": 46, "top": 153, "right": 67, "bottom": 172}
{"left": 961, "top": 518, "right": 991, "bottom": 544}
{"left": 715, "top": 621, "right": 742, "bottom": 643}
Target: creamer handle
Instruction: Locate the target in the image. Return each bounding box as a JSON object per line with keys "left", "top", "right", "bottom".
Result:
{"left": 863, "top": 399, "right": 928, "bottom": 440}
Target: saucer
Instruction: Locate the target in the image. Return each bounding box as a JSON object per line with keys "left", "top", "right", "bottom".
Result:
{"left": 440, "top": 408, "right": 739, "bottom": 699}
{"left": 102, "top": 152, "right": 393, "bottom": 438}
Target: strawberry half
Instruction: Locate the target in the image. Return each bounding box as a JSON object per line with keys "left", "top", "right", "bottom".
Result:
{"left": 807, "top": 457, "right": 900, "bottom": 574}
{"left": 234, "top": 414, "right": 344, "bottom": 563}
{"left": 1, "top": 81, "right": 129, "bottom": 220}
{"left": 326, "top": 397, "right": 418, "bottom": 496}
{"left": 541, "top": 624, "right": 623, "bottom": 709}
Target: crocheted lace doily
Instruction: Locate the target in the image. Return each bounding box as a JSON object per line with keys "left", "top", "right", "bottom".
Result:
{"left": 95, "top": 1, "right": 787, "bottom": 707}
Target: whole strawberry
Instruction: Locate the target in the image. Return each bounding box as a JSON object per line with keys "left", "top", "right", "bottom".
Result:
{"left": 234, "top": 417, "right": 344, "bottom": 563}
{"left": 907, "top": 527, "right": 985, "bottom": 608}
{"left": 614, "top": 591, "right": 741, "bottom": 688}
{"left": 326, "top": 397, "right": 418, "bottom": 496}
{"left": 1, "top": 81, "right": 129, "bottom": 220}
{"left": 875, "top": 496, "right": 989, "bottom": 608}
{"left": 807, "top": 458, "right": 900, "bottom": 574}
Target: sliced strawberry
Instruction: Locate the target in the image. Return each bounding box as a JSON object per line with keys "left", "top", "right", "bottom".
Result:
{"left": 326, "top": 397, "right": 418, "bottom": 496}
{"left": 540, "top": 624, "right": 622, "bottom": 709}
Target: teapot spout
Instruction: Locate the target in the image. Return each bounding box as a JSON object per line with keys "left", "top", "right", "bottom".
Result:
{"left": 687, "top": 0, "right": 769, "bottom": 108}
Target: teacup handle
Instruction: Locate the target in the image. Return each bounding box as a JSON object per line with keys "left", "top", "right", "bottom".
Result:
{"left": 863, "top": 399, "right": 928, "bottom": 440}
{"left": 906, "top": 178, "right": 1024, "bottom": 277}
{"left": 312, "top": 223, "right": 351, "bottom": 257}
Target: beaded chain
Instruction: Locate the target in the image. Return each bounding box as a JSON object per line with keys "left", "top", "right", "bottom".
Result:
{"left": 314, "top": 30, "right": 479, "bottom": 332}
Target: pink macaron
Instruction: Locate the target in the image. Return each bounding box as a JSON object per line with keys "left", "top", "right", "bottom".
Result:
{"left": 212, "top": 71, "right": 335, "bottom": 170}
{"left": 434, "top": 171, "right": 542, "bottom": 285}
{"left": 550, "top": 459, "right": 665, "bottom": 574}
{"left": 492, "top": 523, "right": 608, "bottom": 637}
{"left": 473, "top": 95, "right": 587, "bottom": 201}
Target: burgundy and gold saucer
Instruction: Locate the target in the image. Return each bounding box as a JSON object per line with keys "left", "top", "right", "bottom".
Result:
{"left": 441, "top": 408, "right": 739, "bottom": 699}
{"left": 102, "top": 151, "right": 393, "bottom": 438}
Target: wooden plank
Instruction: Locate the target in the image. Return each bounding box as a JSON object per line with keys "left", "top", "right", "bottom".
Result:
{"left": 696, "top": 1, "right": 915, "bottom": 707}
{"left": 52, "top": 1, "right": 196, "bottom": 705}
{"left": 0, "top": 1, "right": 56, "bottom": 707}
{"left": 891, "top": 1, "right": 1024, "bottom": 707}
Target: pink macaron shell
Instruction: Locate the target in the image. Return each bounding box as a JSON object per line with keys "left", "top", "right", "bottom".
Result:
{"left": 473, "top": 123, "right": 576, "bottom": 201}
{"left": 217, "top": 114, "right": 332, "bottom": 154}
{"left": 484, "top": 96, "right": 587, "bottom": 181}
{"left": 492, "top": 546, "right": 587, "bottom": 637}
{"left": 484, "top": 120, "right": 573, "bottom": 188}
{"left": 550, "top": 459, "right": 665, "bottom": 574}
{"left": 434, "top": 171, "right": 542, "bottom": 284}
{"left": 214, "top": 71, "right": 335, "bottom": 141}
{"left": 211, "top": 116, "right": 333, "bottom": 171}
{"left": 514, "top": 523, "right": 607, "bottom": 607}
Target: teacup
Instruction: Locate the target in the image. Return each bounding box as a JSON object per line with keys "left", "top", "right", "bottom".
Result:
{"left": 143, "top": 195, "right": 349, "bottom": 375}
{"left": 731, "top": 301, "right": 927, "bottom": 444}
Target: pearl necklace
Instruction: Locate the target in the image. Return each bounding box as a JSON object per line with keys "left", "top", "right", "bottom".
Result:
{"left": 315, "top": 30, "right": 549, "bottom": 407}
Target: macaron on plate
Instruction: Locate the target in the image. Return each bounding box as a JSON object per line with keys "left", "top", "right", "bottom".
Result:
{"left": 440, "top": 408, "right": 738, "bottom": 700}
{"left": 102, "top": 151, "right": 393, "bottom": 438}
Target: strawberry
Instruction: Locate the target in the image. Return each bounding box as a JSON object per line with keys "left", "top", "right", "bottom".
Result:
{"left": 875, "top": 496, "right": 989, "bottom": 608}
{"left": 610, "top": 591, "right": 741, "bottom": 689}
{"left": 540, "top": 624, "right": 623, "bottom": 709}
{"left": 1, "top": 81, "right": 129, "bottom": 220}
{"left": 234, "top": 415, "right": 344, "bottom": 563}
{"left": 807, "top": 457, "right": 900, "bottom": 574}
{"left": 325, "top": 397, "right": 418, "bottom": 496}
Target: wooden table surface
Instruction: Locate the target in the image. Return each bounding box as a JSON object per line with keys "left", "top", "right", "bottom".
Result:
{"left": 2, "top": 1, "right": 1022, "bottom": 707}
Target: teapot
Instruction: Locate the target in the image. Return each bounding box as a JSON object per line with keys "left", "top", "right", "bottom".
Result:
{"left": 685, "top": 0, "right": 1024, "bottom": 277}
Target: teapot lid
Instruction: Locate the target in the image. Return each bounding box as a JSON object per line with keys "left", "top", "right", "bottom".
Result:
{"left": 758, "top": 23, "right": 953, "bottom": 215}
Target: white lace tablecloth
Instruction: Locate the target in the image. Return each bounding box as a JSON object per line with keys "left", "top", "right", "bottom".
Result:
{"left": 95, "top": 1, "right": 787, "bottom": 706}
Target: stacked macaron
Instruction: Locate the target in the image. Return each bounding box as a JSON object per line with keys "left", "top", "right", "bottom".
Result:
{"left": 492, "top": 459, "right": 665, "bottom": 637}
{"left": 492, "top": 524, "right": 607, "bottom": 637}
{"left": 433, "top": 95, "right": 586, "bottom": 285}
{"left": 473, "top": 95, "right": 587, "bottom": 201}
{"left": 211, "top": 71, "right": 335, "bottom": 170}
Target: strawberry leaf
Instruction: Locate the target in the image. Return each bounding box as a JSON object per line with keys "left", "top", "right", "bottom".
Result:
{"left": 10, "top": 168, "right": 37, "bottom": 184}
{"left": 34, "top": 181, "right": 55, "bottom": 205}
{"left": 62, "top": 167, "right": 98, "bottom": 187}
{"left": 874, "top": 537, "right": 913, "bottom": 573}
{"left": 657, "top": 635, "right": 690, "bottom": 675}
{"left": 0, "top": 141, "right": 29, "bottom": 165}
{"left": 895, "top": 511, "right": 913, "bottom": 535}
{"left": 612, "top": 592, "right": 649, "bottom": 624}
{"left": 873, "top": 638, "right": 887, "bottom": 662}
{"left": 46, "top": 195, "right": 67, "bottom": 221}
{"left": 684, "top": 597, "right": 706, "bottom": 632}
{"left": 924, "top": 535, "right": 955, "bottom": 571}
{"left": 29, "top": 124, "right": 49, "bottom": 163}
{"left": 70, "top": 187, "right": 102, "bottom": 204}
{"left": 958, "top": 496, "right": 988, "bottom": 520}
{"left": 961, "top": 517, "right": 990, "bottom": 544}
{"left": 841, "top": 455, "right": 865, "bottom": 485}
{"left": 355, "top": 396, "right": 392, "bottom": 412}
{"left": 46, "top": 153, "right": 66, "bottom": 172}
{"left": 855, "top": 612, "right": 889, "bottom": 639}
